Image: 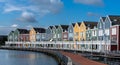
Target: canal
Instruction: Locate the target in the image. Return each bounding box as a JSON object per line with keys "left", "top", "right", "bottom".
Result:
{"left": 0, "top": 49, "right": 58, "bottom": 65}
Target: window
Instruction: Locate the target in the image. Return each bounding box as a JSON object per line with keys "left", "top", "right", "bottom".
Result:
{"left": 69, "top": 29, "right": 72, "bottom": 33}
{"left": 112, "top": 28, "right": 116, "bottom": 35}
{"left": 64, "top": 34, "right": 67, "bottom": 38}
{"left": 58, "top": 34, "right": 60, "bottom": 38}
{"left": 111, "top": 37, "right": 117, "bottom": 43}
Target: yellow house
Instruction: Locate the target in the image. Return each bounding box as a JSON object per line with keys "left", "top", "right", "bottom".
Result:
{"left": 29, "top": 28, "right": 36, "bottom": 42}
{"left": 79, "top": 21, "right": 98, "bottom": 41}
{"left": 73, "top": 22, "right": 81, "bottom": 41}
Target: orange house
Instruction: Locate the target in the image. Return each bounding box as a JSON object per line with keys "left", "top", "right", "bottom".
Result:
{"left": 74, "top": 22, "right": 81, "bottom": 41}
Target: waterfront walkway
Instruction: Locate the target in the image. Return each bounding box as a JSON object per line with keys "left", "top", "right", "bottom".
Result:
{"left": 60, "top": 51, "right": 107, "bottom": 65}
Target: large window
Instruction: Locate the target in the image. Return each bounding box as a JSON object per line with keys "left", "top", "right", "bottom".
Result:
{"left": 112, "top": 28, "right": 116, "bottom": 35}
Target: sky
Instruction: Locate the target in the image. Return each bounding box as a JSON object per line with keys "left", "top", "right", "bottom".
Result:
{"left": 0, "top": 0, "right": 120, "bottom": 35}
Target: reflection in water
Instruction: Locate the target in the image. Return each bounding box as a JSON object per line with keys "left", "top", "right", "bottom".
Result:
{"left": 0, "top": 50, "right": 58, "bottom": 65}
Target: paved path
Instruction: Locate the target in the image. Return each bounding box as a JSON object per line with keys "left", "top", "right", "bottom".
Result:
{"left": 60, "top": 51, "right": 107, "bottom": 65}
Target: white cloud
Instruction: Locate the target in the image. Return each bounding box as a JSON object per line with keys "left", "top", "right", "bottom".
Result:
{"left": 87, "top": 12, "right": 101, "bottom": 17}
{"left": 4, "top": 4, "right": 23, "bottom": 13}
{"left": 11, "top": 24, "right": 18, "bottom": 27}
{"left": 74, "top": 0, "right": 104, "bottom": 6}
{"left": 17, "top": 11, "right": 37, "bottom": 22}
{"left": 0, "top": 0, "right": 63, "bottom": 23}
{"left": 2, "top": 0, "right": 63, "bottom": 16}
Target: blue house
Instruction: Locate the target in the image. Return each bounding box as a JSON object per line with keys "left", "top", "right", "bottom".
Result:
{"left": 97, "top": 17, "right": 106, "bottom": 41}
{"left": 46, "top": 26, "right": 53, "bottom": 41}
{"left": 68, "top": 23, "right": 75, "bottom": 41}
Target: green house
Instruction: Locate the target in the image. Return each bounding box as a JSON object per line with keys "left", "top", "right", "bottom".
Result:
{"left": 8, "top": 31, "right": 14, "bottom": 41}
{"left": 86, "top": 23, "right": 98, "bottom": 41}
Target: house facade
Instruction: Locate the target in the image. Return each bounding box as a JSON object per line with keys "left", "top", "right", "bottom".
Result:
{"left": 14, "top": 29, "right": 21, "bottom": 41}
{"left": 46, "top": 26, "right": 53, "bottom": 41}
{"left": 57, "top": 25, "right": 63, "bottom": 41}
{"left": 86, "top": 28, "right": 92, "bottom": 41}
{"left": 61, "top": 25, "right": 69, "bottom": 41}
{"left": 8, "top": 31, "right": 14, "bottom": 42}
{"left": 18, "top": 29, "right": 29, "bottom": 42}
{"left": 52, "top": 26, "right": 58, "bottom": 41}
{"left": 110, "top": 25, "right": 120, "bottom": 51}
{"left": 29, "top": 28, "right": 36, "bottom": 42}
{"left": 68, "top": 23, "right": 75, "bottom": 41}
{"left": 97, "top": 17, "right": 106, "bottom": 41}
{"left": 74, "top": 22, "right": 81, "bottom": 41}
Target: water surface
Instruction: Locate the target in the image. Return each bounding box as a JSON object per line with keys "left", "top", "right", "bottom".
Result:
{"left": 0, "top": 50, "right": 58, "bottom": 65}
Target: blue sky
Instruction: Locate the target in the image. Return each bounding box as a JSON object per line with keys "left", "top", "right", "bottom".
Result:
{"left": 0, "top": 0, "right": 120, "bottom": 35}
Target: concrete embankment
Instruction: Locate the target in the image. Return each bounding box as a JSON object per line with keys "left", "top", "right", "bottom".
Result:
{"left": 0, "top": 47, "right": 72, "bottom": 65}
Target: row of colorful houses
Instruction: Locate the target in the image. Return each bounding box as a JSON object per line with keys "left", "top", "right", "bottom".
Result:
{"left": 6, "top": 15, "right": 120, "bottom": 51}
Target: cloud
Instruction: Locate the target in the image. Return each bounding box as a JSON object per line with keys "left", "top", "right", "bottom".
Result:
{"left": 3, "top": 4, "right": 23, "bottom": 13}
{"left": 1, "top": 0, "right": 63, "bottom": 23}
{"left": 74, "top": 0, "right": 104, "bottom": 6}
{"left": 17, "top": 11, "right": 37, "bottom": 22}
{"left": 2, "top": 0, "right": 63, "bottom": 15}
{"left": 0, "top": 25, "right": 16, "bottom": 35}
{"left": 11, "top": 24, "right": 18, "bottom": 27}
{"left": 87, "top": 12, "right": 101, "bottom": 17}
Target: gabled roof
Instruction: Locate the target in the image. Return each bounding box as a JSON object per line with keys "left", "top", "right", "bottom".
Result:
{"left": 60, "top": 25, "right": 69, "bottom": 32}
{"left": 55, "top": 25, "right": 59, "bottom": 28}
{"left": 108, "top": 15, "right": 120, "bottom": 25}
{"left": 101, "top": 17, "right": 106, "bottom": 22}
{"left": 33, "top": 27, "right": 45, "bottom": 33}
{"left": 17, "top": 29, "right": 29, "bottom": 34}
{"left": 49, "top": 26, "right": 53, "bottom": 29}
{"left": 83, "top": 21, "right": 98, "bottom": 29}
{"left": 72, "top": 23, "right": 75, "bottom": 27}
{"left": 77, "top": 22, "right": 81, "bottom": 26}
